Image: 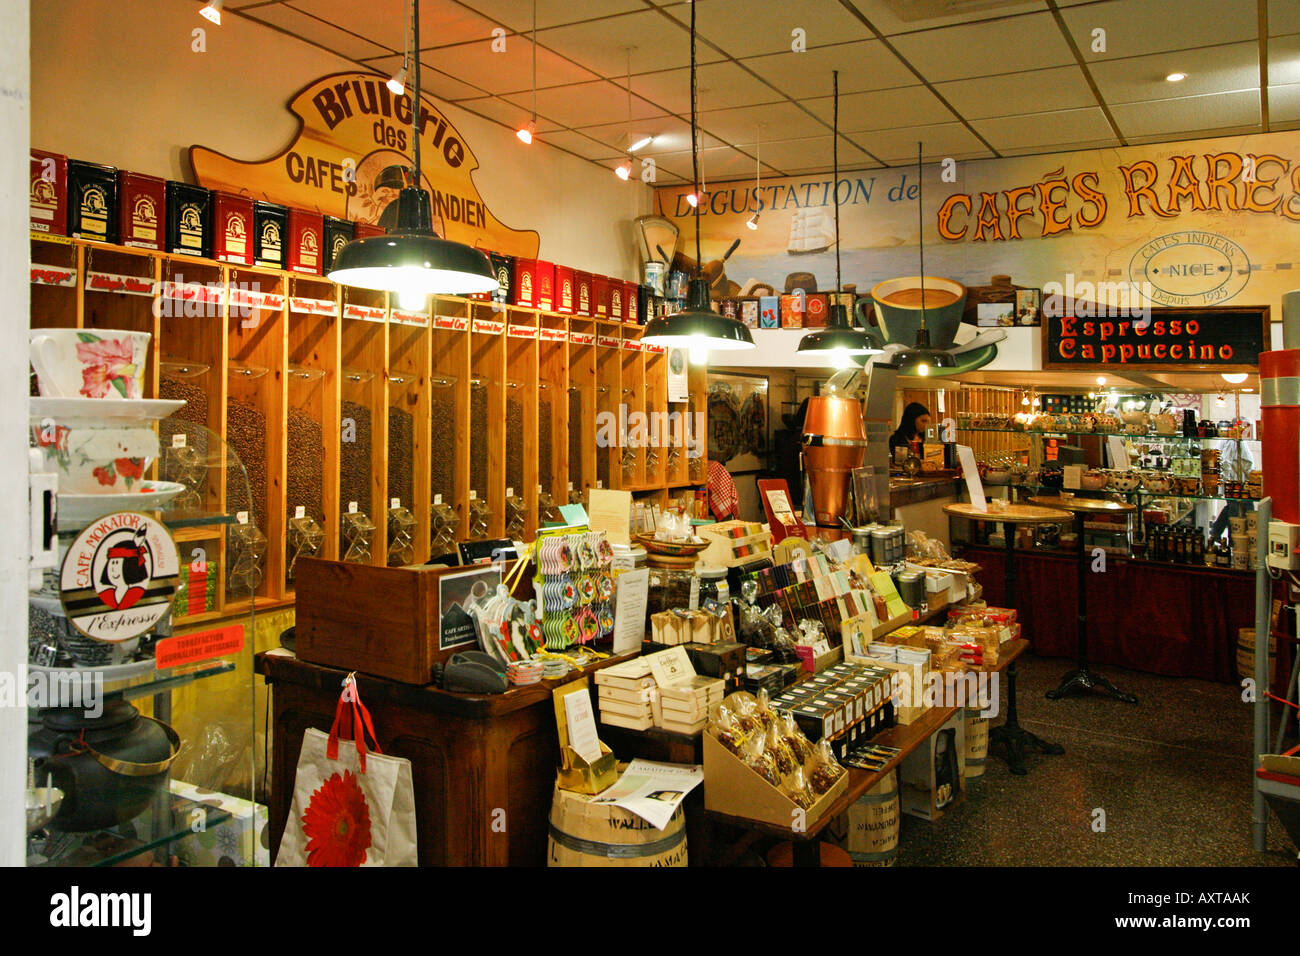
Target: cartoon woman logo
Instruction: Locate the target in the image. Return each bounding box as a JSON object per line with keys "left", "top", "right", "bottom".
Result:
{"left": 94, "top": 528, "right": 152, "bottom": 611}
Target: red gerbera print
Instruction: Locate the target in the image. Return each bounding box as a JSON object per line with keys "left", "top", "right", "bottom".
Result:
{"left": 301, "top": 770, "right": 371, "bottom": 867}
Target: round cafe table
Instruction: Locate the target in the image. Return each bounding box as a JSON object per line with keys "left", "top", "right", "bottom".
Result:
{"left": 1030, "top": 495, "right": 1140, "bottom": 705}
{"left": 943, "top": 501, "right": 1071, "bottom": 775}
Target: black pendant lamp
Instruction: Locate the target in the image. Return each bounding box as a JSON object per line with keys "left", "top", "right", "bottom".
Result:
{"left": 641, "top": 0, "right": 754, "bottom": 357}
{"left": 891, "top": 142, "right": 955, "bottom": 377}
{"left": 328, "top": 0, "right": 497, "bottom": 306}
{"left": 798, "top": 71, "right": 881, "bottom": 364}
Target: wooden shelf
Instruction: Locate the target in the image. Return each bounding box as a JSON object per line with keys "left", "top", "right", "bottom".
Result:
{"left": 32, "top": 234, "right": 707, "bottom": 624}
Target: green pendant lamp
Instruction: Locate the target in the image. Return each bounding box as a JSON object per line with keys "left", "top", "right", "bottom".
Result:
{"left": 641, "top": 0, "right": 754, "bottom": 358}
{"left": 798, "top": 70, "right": 882, "bottom": 365}
{"left": 328, "top": 0, "right": 496, "bottom": 307}
{"left": 891, "top": 142, "right": 955, "bottom": 377}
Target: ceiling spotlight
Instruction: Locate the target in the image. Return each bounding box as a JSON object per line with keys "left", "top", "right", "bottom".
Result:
{"left": 1165, "top": 72, "right": 1187, "bottom": 82}
{"left": 1096, "top": 375, "right": 1107, "bottom": 386}
{"left": 685, "top": 192, "right": 699, "bottom": 208}
{"left": 1215, "top": 394, "right": 1226, "bottom": 408}
{"left": 615, "top": 158, "right": 632, "bottom": 180}
{"left": 1032, "top": 396, "right": 1041, "bottom": 407}
{"left": 1221, "top": 372, "right": 1248, "bottom": 384}
{"left": 516, "top": 121, "right": 535, "bottom": 145}
{"left": 745, "top": 212, "right": 759, "bottom": 230}
{"left": 628, "top": 133, "right": 653, "bottom": 152}
{"left": 200, "top": 0, "right": 222, "bottom": 25}
{"left": 387, "top": 66, "right": 407, "bottom": 96}
{"left": 1021, "top": 393, "right": 1030, "bottom": 406}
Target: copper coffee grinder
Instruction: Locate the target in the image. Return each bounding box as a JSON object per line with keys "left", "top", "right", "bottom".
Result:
{"left": 801, "top": 367, "right": 868, "bottom": 528}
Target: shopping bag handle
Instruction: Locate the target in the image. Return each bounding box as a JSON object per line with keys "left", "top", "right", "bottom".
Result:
{"left": 327, "top": 673, "right": 383, "bottom": 772}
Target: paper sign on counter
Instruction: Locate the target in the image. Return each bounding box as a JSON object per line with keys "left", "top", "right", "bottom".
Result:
{"left": 612, "top": 567, "right": 649, "bottom": 655}
{"left": 563, "top": 690, "right": 604, "bottom": 766}
{"left": 957, "top": 445, "right": 986, "bottom": 512}
{"left": 587, "top": 488, "right": 632, "bottom": 545}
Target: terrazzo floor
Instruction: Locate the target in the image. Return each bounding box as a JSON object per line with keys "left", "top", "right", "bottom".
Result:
{"left": 895, "top": 652, "right": 1299, "bottom": 866}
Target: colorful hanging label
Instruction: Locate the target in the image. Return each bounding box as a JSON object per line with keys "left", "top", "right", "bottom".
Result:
{"left": 31, "top": 264, "right": 77, "bottom": 287}
{"left": 289, "top": 295, "right": 338, "bottom": 316}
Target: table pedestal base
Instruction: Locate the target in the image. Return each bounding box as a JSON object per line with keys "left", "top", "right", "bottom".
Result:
{"left": 1046, "top": 665, "right": 1139, "bottom": 704}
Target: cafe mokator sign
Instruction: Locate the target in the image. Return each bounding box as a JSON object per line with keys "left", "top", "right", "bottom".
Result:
{"left": 190, "top": 73, "right": 539, "bottom": 258}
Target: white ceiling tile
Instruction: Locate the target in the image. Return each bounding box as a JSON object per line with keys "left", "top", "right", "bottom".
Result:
{"left": 1090, "top": 43, "right": 1260, "bottom": 104}
{"left": 853, "top": 123, "right": 987, "bottom": 164}
{"left": 757, "top": 135, "right": 877, "bottom": 174}
{"left": 288, "top": 0, "right": 497, "bottom": 51}
{"left": 694, "top": 101, "right": 832, "bottom": 145}
{"left": 889, "top": 11, "right": 1076, "bottom": 83}
{"left": 362, "top": 53, "right": 492, "bottom": 101}
{"left": 998, "top": 138, "right": 1123, "bottom": 157}
{"left": 242, "top": 2, "right": 392, "bottom": 58}
{"left": 569, "top": 118, "right": 726, "bottom": 155}
{"left": 534, "top": 129, "right": 628, "bottom": 160}
{"left": 503, "top": 81, "right": 670, "bottom": 129}
{"left": 1268, "top": 83, "right": 1300, "bottom": 122}
{"left": 533, "top": 9, "right": 720, "bottom": 77}
{"left": 425, "top": 39, "right": 599, "bottom": 95}
{"left": 1272, "top": 0, "right": 1300, "bottom": 36}
{"left": 973, "top": 106, "right": 1114, "bottom": 150}
{"left": 460, "top": 0, "right": 647, "bottom": 33}
{"left": 1109, "top": 90, "right": 1262, "bottom": 138}
{"left": 840, "top": 0, "right": 1047, "bottom": 38}
{"left": 804, "top": 86, "right": 955, "bottom": 132}
{"left": 1270, "top": 35, "right": 1300, "bottom": 86}
{"left": 452, "top": 96, "right": 566, "bottom": 132}
{"left": 737, "top": 40, "right": 919, "bottom": 99}
{"left": 630, "top": 61, "right": 784, "bottom": 115}
{"left": 659, "top": 0, "right": 874, "bottom": 59}
{"left": 934, "top": 66, "right": 1098, "bottom": 119}
{"left": 652, "top": 145, "right": 770, "bottom": 181}
{"left": 1060, "top": 0, "right": 1258, "bottom": 60}
{"left": 1125, "top": 124, "right": 1263, "bottom": 145}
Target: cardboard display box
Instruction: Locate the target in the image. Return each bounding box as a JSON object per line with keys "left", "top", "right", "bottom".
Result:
{"left": 703, "top": 731, "right": 848, "bottom": 829}
{"left": 899, "top": 709, "right": 965, "bottom": 821}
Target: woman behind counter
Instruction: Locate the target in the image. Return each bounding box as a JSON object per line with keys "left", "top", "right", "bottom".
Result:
{"left": 889, "top": 402, "right": 931, "bottom": 458}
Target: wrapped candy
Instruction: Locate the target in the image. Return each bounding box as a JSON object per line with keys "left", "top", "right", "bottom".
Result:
{"left": 742, "top": 728, "right": 780, "bottom": 787}
{"left": 806, "top": 739, "right": 847, "bottom": 796}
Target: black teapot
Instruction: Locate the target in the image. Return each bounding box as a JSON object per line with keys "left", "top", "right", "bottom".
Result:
{"left": 29, "top": 701, "right": 180, "bottom": 832}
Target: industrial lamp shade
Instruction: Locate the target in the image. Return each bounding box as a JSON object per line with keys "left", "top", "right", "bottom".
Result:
{"left": 892, "top": 326, "right": 958, "bottom": 376}
{"left": 327, "top": 187, "right": 497, "bottom": 297}
{"left": 797, "top": 303, "right": 882, "bottom": 355}
{"left": 642, "top": 277, "right": 755, "bottom": 351}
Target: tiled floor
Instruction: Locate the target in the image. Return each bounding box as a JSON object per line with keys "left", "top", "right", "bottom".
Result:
{"left": 896, "top": 653, "right": 1299, "bottom": 866}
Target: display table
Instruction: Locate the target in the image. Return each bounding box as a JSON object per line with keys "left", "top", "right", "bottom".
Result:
{"left": 1030, "top": 495, "right": 1139, "bottom": 704}
{"left": 944, "top": 502, "right": 1070, "bottom": 775}
{"left": 255, "top": 649, "right": 632, "bottom": 867}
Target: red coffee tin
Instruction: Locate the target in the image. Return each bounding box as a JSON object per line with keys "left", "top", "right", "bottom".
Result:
{"left": 535, "top": 260, "right": 556, "bottom": 312}
{"left": 575, "top": 271, "right": 593, "bottom": 316}
{"left": 116, "top": 172, "right": 165, "bottom": 250}
{"left": 804, "top": 293, "right": 829, "bottom": 328}
{"left": 512, "top": 257, "right": 538, "bottom": 307}
{"left": 211, "top": 191, "right": 254, "bottom": 264}
{"left": 593, "top": 275, "right": 610, "bottom": 318}
{"left": 608, "top": 279, "right": 625, "bottom": 322}
{"left": 779, "top": 293, "right": 805, "bottom": 328}
{"left": 353, "top": 222, "right": 386, "bottom": 239}
{"left": 623, "top": 280, "right": 639, "bottom": 324}
{"left": 287, "top": 208, "right": 324, "bottom": 275}
{"left": 30, "top": 149, "right": 67, "bottom": 236}
{"left": 554, "top": 265, "right": 575, "bottom": 314}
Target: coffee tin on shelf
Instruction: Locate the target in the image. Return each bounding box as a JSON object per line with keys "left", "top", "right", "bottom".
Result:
{"left": 68, "top": 160, "right": 119, "bottom": 243}
{"left": 353, "top": 222, "right": 386, "bottom": 240}
{"left": 554, "top": 264, "right": 575, "bottom": 314}
{"left": 624, "top": 280, "right": 640, "bottom": 324}
{"left": 512, "top": 257, "right": 538, "bottom": 307}
{"left": 608, "top": 278, "right": 626, "bottom": 322}
{"left": 575, "top": 271, "right": 593, "bottom": 316}
{"left": 211, "top": 191, "right": 254, "bottom": 264}
{"left": 287, "top": 208, "right": 324, "bottom": 275}
{"left": 322, "top": 215, "right": 354, "bottom": 274}
{"left": 253, "top": 200, "right": 288, "bottom": 269}
{"left": 592, "top": 275, "right": 610, "bottom": 318}
{"left": 116, "top": 172, "right": 165, "bottom": 250}
{"left": 805, "top": 293, "right": 829, "bottom": 327}
{"left": 490, "top": 253, "right": 514, "bottom": 305}
{"left": 165, "top": 181, "right": 210, "bottom": 257}
{"left": 30, "top": 149, "right": 68, "bottom": 236}
{"left": 535, "top": 259, "right": 556, "bottom": 312}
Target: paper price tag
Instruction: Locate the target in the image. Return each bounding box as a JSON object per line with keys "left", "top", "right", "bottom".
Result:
{"left": 171, "top": 433, "right": 187, "bottom": 449}
{"left": 689, "top": 575, "right": 701, "bottom": 610}
{"left": 568, "top": 481, "right": 574, "bottom": 491}
{"left": 348, "top": 501, "right": 358, "bottom": 514}
{"left": 294, "top": 505, "right": 305, "bottom": 519}
{"left": 390, "top": 497, "right": 400, "bottom": 510}
{"left": 1063, "top": 465, "right": 1083, "bottom": 490}
{"left": 469, "top": 490, "right": 477, "bottom": 501}
{"left": 434, "top": 494, "right": 442, "bottom": 506}
{"left": 596, "top": 480, "right": 603, "bottom": 489}
{"left": 236, "top": 511, "right": 249, "bottom": 525}
{"left": 506, "top": 487, "right": 514, "bottom": 498}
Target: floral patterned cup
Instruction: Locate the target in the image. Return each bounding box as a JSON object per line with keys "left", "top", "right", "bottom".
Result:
{"left": 29, "top": 328, "right": 150, "bottom": 399}
{"left": 31, "top": 423, "right": 158, "bottom": 494}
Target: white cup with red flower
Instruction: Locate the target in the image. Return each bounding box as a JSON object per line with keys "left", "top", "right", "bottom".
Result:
{"left": 29, "top": 328, "right": 150, "bottom": 399}
{"left": 32, "top": 422, "right": 158, "bottom": 494}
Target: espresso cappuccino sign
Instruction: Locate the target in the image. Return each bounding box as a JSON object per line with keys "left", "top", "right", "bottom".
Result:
{"left": 1042, "top": 305, "right": 1267, "bottom": 372}
{"left": 191, "top": 73, "right": 539, "bottom": 258}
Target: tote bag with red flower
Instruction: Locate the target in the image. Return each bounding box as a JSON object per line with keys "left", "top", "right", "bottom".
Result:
{"left": 275, "top": 675, "right": 417, "bottom": 867}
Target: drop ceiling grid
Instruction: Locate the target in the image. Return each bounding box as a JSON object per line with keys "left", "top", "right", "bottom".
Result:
{"left": 224, "top": 0, "right": 1277, "bottom": 180}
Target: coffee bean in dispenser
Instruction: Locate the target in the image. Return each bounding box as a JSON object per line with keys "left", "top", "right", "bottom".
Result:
{"left": 340, "top": 398, "right": 373, "bottom": 521}
{"left": 506, "top": 395, "right": 523, "bottom": 497}
{"left": 430, "top": 394, "right": 455, "bottom": 502}
{"left": 539, "top": 394, "right": 553, "bottom": 490}
{"left": 387, "top": 406, "right": 415, "bottom": 508}
{"left": 286, "top": 406, "right": 325, "bottom": 577}
{"left": 225, "top": 397, "right": 268, "bottom": 530}
{"left": 160, "top": 376, "right": 210, "bottom": 498}
{"left": 470, "top": 384, "right": 488, "bottom": 498}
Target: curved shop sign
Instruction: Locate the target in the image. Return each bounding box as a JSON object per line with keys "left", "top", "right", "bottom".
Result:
{"left": 190, "top": 72, "right": 539, "bottom": 258}
{"left": 1129, "top": 232, "right": 1250, "bottom": 307}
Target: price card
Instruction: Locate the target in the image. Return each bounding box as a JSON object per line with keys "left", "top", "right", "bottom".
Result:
{"left": 171, "top": 433, "right": 187, "bottom": 449}
{"left": 957, "top": 445, "right": 986, "bottom": 512}
{"left": 1063, "top": 465, "right": 1083, "bottom": 490}
{"left": 236, "top": 511, "right": 249, "bottom": 525}
{"left": 1107, "top": 435, "right": 1131, "bottom": 471}
{"left": 294, "top": 506, "right": 305, "bottom": 519}
{"left": 390, "top": 497, "right": 400, "bottom": 509}
{"left": 596, "top": 480, "right": 603, "bottom": 489}
{"left": 469, "top": 490, "right": 477, "bottom": 501}
{"left": 506, "top": 487, "right": 514, "bottom": 498}
{"left": 434, "top": 494, "right": 442, "bottom": 506}
{"left": 348, "top": 501, "right": 358, "bottom": 514}
{"left": 568, "top": 481, "right": 574, "bottom": 491}
{"left": 563, "top": 691, "right": 603, "bottom": 765}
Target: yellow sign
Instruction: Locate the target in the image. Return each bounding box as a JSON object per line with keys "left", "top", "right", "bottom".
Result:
{"left": 191, "top": 72, "right": 538, "bottom": 258}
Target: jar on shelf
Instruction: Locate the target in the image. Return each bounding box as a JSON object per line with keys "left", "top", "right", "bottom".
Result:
{"left": 697, "top": 565, "right": 730, "bottom": 606}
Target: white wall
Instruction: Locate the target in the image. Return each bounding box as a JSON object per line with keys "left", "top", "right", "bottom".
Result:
{"left": 31, "top": 0, "right": 652, "bottom": 276}
{"left": 2, "top": 0, "right": 29, "bottom": 867}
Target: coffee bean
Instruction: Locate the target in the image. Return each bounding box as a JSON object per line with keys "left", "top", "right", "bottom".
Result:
{"left": 388, "top": 406, "right": 414, "bottom": 508}
{"left": 430, "top": 395, "right": 455, "bottom": 502}
{"left": 160, "top": 377, "right": 209, "bottom": 496}
{"left": 286, "top": 405, "right": 324, "bottom": 577}
{"left": 569, "top": 388, "right": 583, "bottom": 488}
{"left": 225, "top": 397, "right": 267, "bottom": 529}
{"left": 470, "top": 385, "right": 488, "bottom": 497}
{"left": 340, "top": 399, "right": 372, "bottom": 550}
{"left": 506, "top": 396, "right": 523, "bottom": 494}
{"left": 539, "top": 396, "right": 552, "bottom": 491}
